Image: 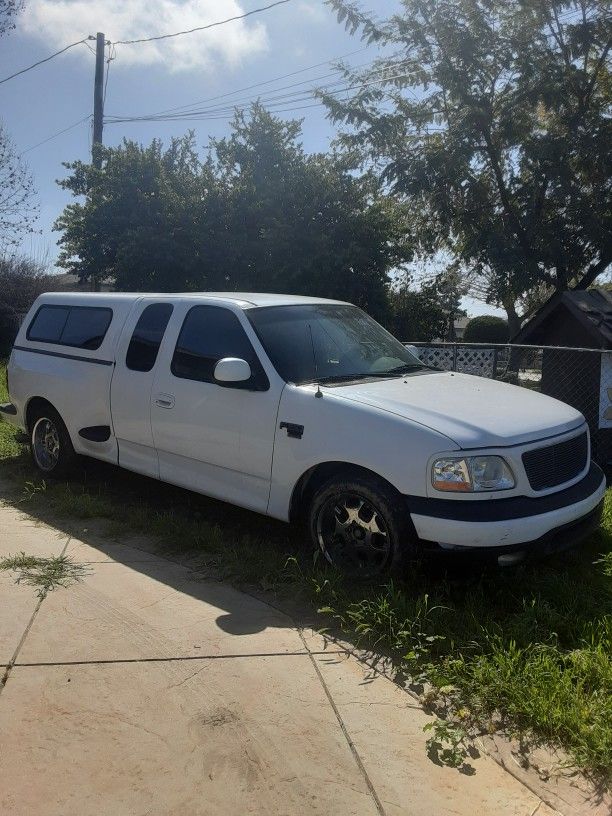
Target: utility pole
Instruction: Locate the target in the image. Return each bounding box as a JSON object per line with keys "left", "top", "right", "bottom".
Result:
{"left": 92, "top": 32, "right": 105, "bottom": 169}
{"left": 91, "top": 32, "right": 105, "bottom": 292}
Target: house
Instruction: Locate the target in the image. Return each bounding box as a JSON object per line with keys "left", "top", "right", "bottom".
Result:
{"left": 453, "top": 316, "right": 470, "bottom": 340}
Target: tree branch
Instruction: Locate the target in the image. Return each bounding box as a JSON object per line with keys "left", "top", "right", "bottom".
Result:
{"left": 573, "top": 254, "right": 612, "bottom": 290}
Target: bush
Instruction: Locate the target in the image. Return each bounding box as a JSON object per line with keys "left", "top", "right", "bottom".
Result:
{"left": 0, "top": 302, "right": 19, "bottom": 357}
{"left": 0, "top": 256, "right": 59, "bottom": 313}
{"left": 463, "top": 315, "right": 509, "bottom": 344}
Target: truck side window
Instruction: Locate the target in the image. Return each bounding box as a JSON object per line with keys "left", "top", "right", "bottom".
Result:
{"left": 27, "top": 305, "right": 70, "bottom": 343}
{"left": 27, "top": 305, "right": 112, "bottom": 350}
{"left": 126, "top": 303, "right": 174, "bottom": 372}
{"left": 171, "top": 305, "right": 268, "bottom": 390}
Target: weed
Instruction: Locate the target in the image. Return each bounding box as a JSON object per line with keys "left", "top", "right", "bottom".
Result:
{"left": 423, "top": 720, "right": 471, "bottom": 769}
{"left": 0, "top": 552, "right": 90, "bottom": 597}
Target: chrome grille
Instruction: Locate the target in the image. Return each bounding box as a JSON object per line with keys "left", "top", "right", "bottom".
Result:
{"left": 522, "top": 431, "right": 588, "bottom": 491}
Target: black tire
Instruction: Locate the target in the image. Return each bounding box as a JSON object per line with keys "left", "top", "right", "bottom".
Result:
{"left": 29, "top": 406, "right": 77, "bottom": 479}
{"left": 307, "top": 474, "right": 414, "bottom": 578}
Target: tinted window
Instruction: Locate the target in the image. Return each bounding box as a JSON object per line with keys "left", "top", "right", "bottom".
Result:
{"left": 27, "top": 305, "right": 113, "bottom": 350}
{"left": 27, "top": 306, "right": 70, "bottom": 343}
{"left": 126, "top": 303, "right": 173, "bottom": 372}
{"left": 171, "top": 306, "right": 268, "bottom": 390}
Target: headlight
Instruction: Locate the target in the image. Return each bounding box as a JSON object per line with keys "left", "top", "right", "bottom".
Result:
{"left": 432, "top": 456, "right": 515, "bottom": 492}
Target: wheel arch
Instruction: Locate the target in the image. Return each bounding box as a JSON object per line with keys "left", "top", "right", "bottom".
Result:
{"left": 25, "top": 396, "right": 62, "bottom": 432}
{"left": 288, "top": 460, "right": 402, "bottom": 523}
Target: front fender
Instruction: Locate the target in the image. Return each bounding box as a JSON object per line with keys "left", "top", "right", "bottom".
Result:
{"left": 267, "top": 384, "right": 458, "bottom": 521}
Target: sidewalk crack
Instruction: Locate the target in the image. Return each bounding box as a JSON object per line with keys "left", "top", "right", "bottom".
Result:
{"left": 298, "top": 628, "right": 387, "bottom": 816}
{"left": 0, "top": 537, "right": 71, "bottom": 696}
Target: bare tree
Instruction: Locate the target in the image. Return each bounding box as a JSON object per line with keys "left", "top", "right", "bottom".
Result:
{"left": 0, "top": 2, "right": 37, "bottom": 251}
{"left": 0, "top": 255, "right": 59, "bottom": 313}
{"left": 0, "top": 126, "right": 37, "bottom": 253}
{"left": 0, "top": 0, "right": 23, "bottom": 37}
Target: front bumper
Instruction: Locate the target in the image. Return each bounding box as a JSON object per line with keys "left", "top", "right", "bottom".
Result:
{"left": 408, "top": 462, "right": 606, "bottom": 553}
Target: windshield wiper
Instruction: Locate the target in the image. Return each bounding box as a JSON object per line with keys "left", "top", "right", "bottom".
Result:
{"left": 369, "top": 363, "right": 432, "bottom": 377}
{"left": 306, "top": 373, "right": 375, "bottom": 385}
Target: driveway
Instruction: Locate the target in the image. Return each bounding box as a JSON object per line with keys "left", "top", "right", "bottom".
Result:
{"left": 0, "top": 498, "right": 559, "bottom": 816}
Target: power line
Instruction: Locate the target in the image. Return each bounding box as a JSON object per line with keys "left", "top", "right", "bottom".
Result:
{"left": 0, "top": 38, "right": 92, "bottom": 85}
{"left": 105, "top": 67, "right": 424, "bottom": 124}
{"left": 104, "top": 60, "right": 419, "bottom": 123}
{"left": 125, "top": 46, "right": 371, "bottom": 120}
{"left": 19, "top": 115, "right": 92, "bottom": 155}
{"left": 103, "top": 43, "right": 116, "bottom": 108}
{"left": 113, "top": 0, "right": 293, "bottom": 46}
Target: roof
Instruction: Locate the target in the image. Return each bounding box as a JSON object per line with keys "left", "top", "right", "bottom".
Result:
{"left": 513, "top": 287, "right": 612, "bottom": 348}
{"left": 189, "top": 293, "right": 348, "bottom": 307}
{"left": 38, "top": 291, "right": 349, "bottom": 309}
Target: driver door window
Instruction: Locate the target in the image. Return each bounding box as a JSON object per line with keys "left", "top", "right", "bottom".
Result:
{"left": 171, "top": 305, "right": 268, "bottom": 390}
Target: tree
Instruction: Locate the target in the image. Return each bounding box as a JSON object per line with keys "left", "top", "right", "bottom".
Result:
{"left": 463, "top": 315, "right": 509, "bottom": 343}
{"left": 389, "top": 279, "right": 450, "bottom": 340}
{"left": 0, "top": 127, "right": 37, "bottom": 252}
{"left": 324, "top": 0, "right": 612, "bottom": 331}
{"left": 210, "top": 106, "right": 411, "bottom": 319}
{"left": 0, "top": 1, "right": 37, "bottom": 252}
{"left": 56, "top": 105, "right": 412, "bottom": 320}
{"left": 0, "top": 0, "right": 23, "bottom": 37}
{"left": 56, "top": 136, "right": 220, "bottom": 292}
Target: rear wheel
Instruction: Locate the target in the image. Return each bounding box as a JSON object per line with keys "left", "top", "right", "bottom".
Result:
{"left": 308, "top": 474, "right": 413, "bottom": 578}
{"left": 30, "top": 408, "right": 76, "bottom": 478}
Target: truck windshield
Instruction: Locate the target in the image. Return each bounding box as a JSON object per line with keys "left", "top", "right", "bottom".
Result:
{"left": 247, "top": 304, "right": 426, "bottom": 385}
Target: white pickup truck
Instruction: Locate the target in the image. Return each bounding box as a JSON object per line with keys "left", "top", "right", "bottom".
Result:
{"left": 1, "top": 292, "right": 606, "bottom": 576}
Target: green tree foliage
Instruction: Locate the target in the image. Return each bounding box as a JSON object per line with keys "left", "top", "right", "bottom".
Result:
{"left": 463, "top": 315, "right": 509, "bottom": 343}
{"left": 55, "top": 105, "right": 411, "bottom": 320}
{"left": 389, "top": 280, "right": 449, "bottom": 340}
{"left": 324, "top": 0, "right": 612, "bottom": 325}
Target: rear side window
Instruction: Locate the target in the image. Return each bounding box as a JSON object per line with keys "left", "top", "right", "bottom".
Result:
{"left": 27, "top": 305, "right": 113, "bottom": 350}
{"left": 171, "top": 305, "right": 268, "bottom": 390}
{"left": 126, "top": 303, "right": 174, "bottom": 372}
{"left": 27, "top": 305, "right": 70, "bottom": 344}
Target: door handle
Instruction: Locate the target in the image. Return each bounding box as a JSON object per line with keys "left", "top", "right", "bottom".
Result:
{"left": 154, "top": 394, "right": 175, "bottom": 409}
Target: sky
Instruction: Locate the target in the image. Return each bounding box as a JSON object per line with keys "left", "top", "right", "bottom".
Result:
{"left": 0, "top": 0, "right": 502, "bottom": 317}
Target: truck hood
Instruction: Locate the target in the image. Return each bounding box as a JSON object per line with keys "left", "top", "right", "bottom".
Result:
{"left": 328, "top": 371, "right": 584, "bottom": 449}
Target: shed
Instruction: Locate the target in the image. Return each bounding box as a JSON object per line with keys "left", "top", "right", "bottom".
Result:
{"left": 513, "top": 287, "right": 612, "bottom": 465}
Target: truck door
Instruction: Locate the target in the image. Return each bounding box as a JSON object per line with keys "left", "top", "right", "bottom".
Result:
{"left": 110, "top": 300, "right": 174, "bottom": 478}
{"left": 150, "top": 303, "right": 283, "bottom": 513}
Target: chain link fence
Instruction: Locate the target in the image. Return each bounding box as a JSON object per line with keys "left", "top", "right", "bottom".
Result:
{"left": 406, "top": 342, "right": 612, "bottom": 467}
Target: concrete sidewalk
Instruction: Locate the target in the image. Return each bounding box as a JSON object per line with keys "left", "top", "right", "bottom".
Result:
{"left": 0, "top": 500, "right": 561, "bottom": 816}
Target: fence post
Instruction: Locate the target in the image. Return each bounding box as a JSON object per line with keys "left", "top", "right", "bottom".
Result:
{"left": 452, "top": 344, "right": 458, "bottom": 371}
{"left": 493, "top": 347, "right": 499, "bottom": 379}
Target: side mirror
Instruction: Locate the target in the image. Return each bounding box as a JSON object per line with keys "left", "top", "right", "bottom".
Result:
{"left": 214, "top": 357, "right": 252, "bottom": 384}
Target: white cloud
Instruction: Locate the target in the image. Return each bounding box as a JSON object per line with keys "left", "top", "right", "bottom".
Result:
{"left": 20, "top": 0, "right": 270, "bottom": 73}
{"left": 296, "top": 2, "right": 328, "bottom": 23}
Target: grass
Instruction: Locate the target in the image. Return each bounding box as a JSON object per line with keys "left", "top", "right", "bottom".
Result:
{"left": 0, "top": 552, "right": 90, "bottom": 597}
{"left": 0, "top": 361, "right": 610, "bottom": 784}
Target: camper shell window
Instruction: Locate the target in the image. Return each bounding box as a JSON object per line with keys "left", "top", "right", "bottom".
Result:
{"left": 27, "top": 305, "right": 113, "bottom": 350}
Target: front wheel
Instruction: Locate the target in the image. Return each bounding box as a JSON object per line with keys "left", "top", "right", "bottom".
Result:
{"left": 30, "top": 408, "right": 76, "bottom": 478}
{"left": 308, "top": 475, "right": 414, "bottom": 578}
